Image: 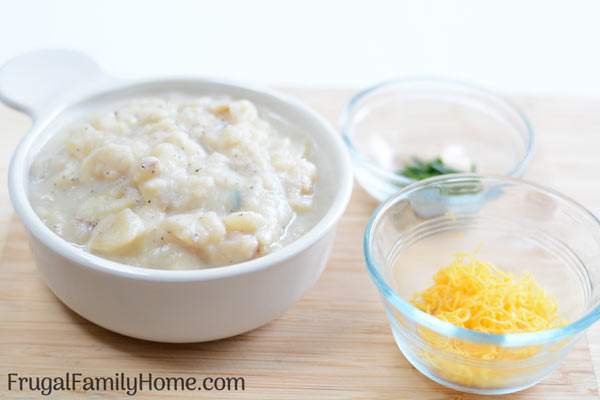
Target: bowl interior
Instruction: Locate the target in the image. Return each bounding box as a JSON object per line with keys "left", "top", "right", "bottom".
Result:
{"left": 344, "top": 79, "right": 533, "bottom": 179}
{"left": 367, "top": 175, "right": 600, "bottom": 338}
{"left": 11, "top": 79, "right": 352, "bottom": 279}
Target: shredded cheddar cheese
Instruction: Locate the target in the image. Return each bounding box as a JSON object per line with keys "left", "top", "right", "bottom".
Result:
{"left": 408, "top": 253, "right": 565, "bottom": 388}
{"left": 411, "top": 253, "right": 563, "bottom": 334}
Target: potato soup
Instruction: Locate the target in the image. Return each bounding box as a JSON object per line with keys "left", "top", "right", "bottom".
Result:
{"left": 29, "top": 97, "right": 318, "bottom": 269}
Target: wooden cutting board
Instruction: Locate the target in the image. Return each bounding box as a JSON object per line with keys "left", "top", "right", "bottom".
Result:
{"left": 1, "top": 89, "right": 600, "bottom": 399}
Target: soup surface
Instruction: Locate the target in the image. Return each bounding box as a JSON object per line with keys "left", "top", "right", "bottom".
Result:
{"left": 29, "top": 97, "right": 318, "bottom": 269}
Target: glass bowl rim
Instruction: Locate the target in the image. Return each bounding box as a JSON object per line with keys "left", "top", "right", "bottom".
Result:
{"left": 363, "top": 173, "right": 600, "bottom": 346}
{"left": 340, "top": 76, "right": 536, "bottom": 184}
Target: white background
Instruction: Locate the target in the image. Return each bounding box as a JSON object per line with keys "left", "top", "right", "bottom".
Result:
{"left": 1, "top": 0, "right": 599, "bottom": 95}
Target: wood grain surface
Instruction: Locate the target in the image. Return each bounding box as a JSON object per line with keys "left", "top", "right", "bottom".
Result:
{"left": 1, "top": 89, "right": 600, "bottom": 399}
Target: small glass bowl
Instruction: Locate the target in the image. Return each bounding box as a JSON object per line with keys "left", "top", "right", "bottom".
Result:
{"left": 364, "top": 174, "right": 600, "bottom": 394}
{"left": 341, "top": 78, "right": 534, "bottom": 201}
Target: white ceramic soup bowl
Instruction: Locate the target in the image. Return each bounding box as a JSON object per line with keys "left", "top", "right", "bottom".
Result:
{"left": 1, "top": 50, "right": 353, "bottom": 342}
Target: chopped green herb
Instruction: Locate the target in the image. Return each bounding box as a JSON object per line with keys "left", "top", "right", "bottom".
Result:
{"left": 399, "top": 156, "right": 475, "bottom": 181}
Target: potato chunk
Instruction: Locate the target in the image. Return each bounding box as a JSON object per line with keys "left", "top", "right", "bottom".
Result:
{"left": 81, "top": 143, "right": 134, "bottom": 180}
{"left": 89, "top": 209, "right": 145, "bottom": 254}
{"left": 162, "top": 212, "right": 226, "bottom": 248}
{"left": 132, "top": 156, "right": 161, "bottom": 184}
{"left": 77, "top": 195, "right": 137, "bottom": 222}
{"left": 223, "top": 211, "right": 266, "bottom": 233}
{"left": 208, "top": 233, "right": 259, "bottom": 265}
{"left": 66, "top": 125, "right": 103, "bottom": 160}
{"left": 228, "top": 100, "right": 258, "bottom": 123}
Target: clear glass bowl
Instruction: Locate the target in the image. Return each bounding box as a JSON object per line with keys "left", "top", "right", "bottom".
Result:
{"left": 341, "top": 78, "right": 534, "bottom": 201}
{"left": 364, "top": 174, "right": 600, "bottom": 394}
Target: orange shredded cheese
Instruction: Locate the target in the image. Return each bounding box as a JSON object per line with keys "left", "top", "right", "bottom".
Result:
{"left": 408, "top": 253, "right": 565, "bottom": 388}
{"left": 411, "top": 253, "right": 563, "bottom": 334}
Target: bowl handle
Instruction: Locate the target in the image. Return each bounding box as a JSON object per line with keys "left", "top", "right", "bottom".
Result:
{"left": 0, "top": 49, "right": 112, "bottom": 120}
